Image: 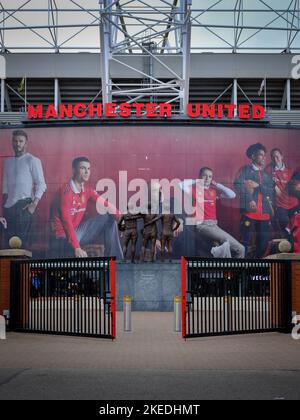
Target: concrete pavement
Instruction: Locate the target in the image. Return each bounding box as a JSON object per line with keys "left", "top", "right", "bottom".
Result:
{"left": 0, "top": 312, "right": 299, "bottom": 400}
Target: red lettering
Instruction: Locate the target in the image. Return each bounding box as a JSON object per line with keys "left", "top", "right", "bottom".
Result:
{"left": 187, "top": 103, "right": 200, "bottom": 118}
{"left": 159, "top": 103, "right": 172, "bottom": 118}
{"left": 132, "top": 103, "right": 145, "bottom": 117}
{"left": 44, "top": 104, "right": 57, "bottom": 119}
{"left": 105, "top": 103, "right": 117, "bottom": 117}
{"left": 119, "top": 102, "right": 131, "bottom": 117}
{"left": 252, "top": 105, "right": 265, "bottom": 120}
{"left": 74, "top": 103, "right": 87, "bottom": 118}
{"left": 88, "top": 103, "right": 102, "bottom": 118}
{"left": 224, "top": 104, "right": 236, "bottom": 119}
{"left": 217, "top": 104, "right": 223, "bottom": 119}
{"left": 146, "top": 103, "right": 158, "bottom": 117}
{"left": 59, "top": 104, "right": 73, "bottom": 118}
{"left": 27, "top": 104, "right": 43, "bottom": 119}
{"left": 238, "top": 105, "right": 250, "bottom": 119}
{"left": 202, "top": 104, "right": 216, "bottom": 118}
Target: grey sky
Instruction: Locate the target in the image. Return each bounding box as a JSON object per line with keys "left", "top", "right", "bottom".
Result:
{"left": 0, "top": 0, "right": 299, "bottom": 52}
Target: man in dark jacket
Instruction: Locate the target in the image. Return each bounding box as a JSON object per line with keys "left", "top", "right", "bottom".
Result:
{"left": 234, "top": 143, "right": 275, "bottom": 258}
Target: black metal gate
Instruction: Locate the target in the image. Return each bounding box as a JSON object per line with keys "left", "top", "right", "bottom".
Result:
{"left": 181, "top": 257, "right": 292, "bottom": 338}
{"left": 10, "top": 257, "right": 116, "bottom": 339}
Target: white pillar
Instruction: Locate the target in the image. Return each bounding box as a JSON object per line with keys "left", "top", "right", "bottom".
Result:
{"left": 232, "top": 78, "right": 238, "bottom": 117}
{"left": 1, "top": 78, "right": 5, "bottom": 112}
{"left": 286, "top": 79, "right": 291, "bottom": 111}
{"left": 54, "top": 78, "right": 60, "bottom": 112}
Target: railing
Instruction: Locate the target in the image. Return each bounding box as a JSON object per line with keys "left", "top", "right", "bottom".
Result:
{"left": 10, "top": 257, "right": 116, "bottom": 339}
{"left": 181, "top": 257, "right": 292, "bottom": 339}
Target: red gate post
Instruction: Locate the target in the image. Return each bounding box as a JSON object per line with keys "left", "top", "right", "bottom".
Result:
{"left": 181, "top": 256, "right": 187, "bottom": 339}
{"left": 110, "top": 258, "right": 116, "bottom": 339}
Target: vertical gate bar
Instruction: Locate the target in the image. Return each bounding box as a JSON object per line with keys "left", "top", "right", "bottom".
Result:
{"left": 79, "top": 261, "right": 82, "bottom": 334}
{"left": 88, "top": 265, "right": 91, "bottom": 335}
{"left": 251, "top": 264, "right": 254, "bottom": 331}
{"left": 73, "top": 261, "right": 76, "bottom": 334}
{"left": 237, "top": 265, "right": 241, "bottom": 332}
{"left": 275, "top": 263, "right": 278, "bottom": 329}
{"left": 107, "top": 260, "right": 111, "bottom": 337}
{"left": 101, "top": 262, "right": 104, "bottom": 336}
{"left": 19, "top": 262, "right": 22, "bottom": 330}
{"left": 59, "top": 262, "right": 62, "bottom": 333}
{"left": 92, "top": 260, "right": 96, "bottom": 335}
{"left": 234, "top": 267, "right": 236, "bottom": 332}
{"left": 38, "top": 265, "right": 41, "bottom": 331}
{"left": 277, "top": 263, "right": 281, "bottom": 329}
{"left": 212, "top": 271, "right": 215, "bottom": 334}
{"left": 110, "top": 258, "right": 116, "bottom": 339}
{"left": 42, "top": 267, "right": 44, "bottom": 332}
{"left": 17, "top": 262, "right": 20, "bottom": 330}
{"left": 243, "top": 264, "right": 246, "bottom": 331}
{"left": 82, "top": 262, "right": 85, "bottom": 335}
{"left": 36, "top": 264, "right": 41, "bottom": 331}
{"left": 51, "top": 265, "right": 53, "bottom": 332}
{"left": 24, "top": 263, "right": 26, "bottom": 331}
{"left": 105, "top": 261, "right": 108, "bottom": 336}
{"left": 99, "top": 261, "right": 103, "bottom": 336}
{"left": 27, "top": 262, "right": 30, "bottom": 331}
{"left": 280, "top": 262, "right": 284, "bottom": 330}
{"left": 67, "top": 263, "right": 69, "bottom": 334}
{"left": 61, "top": 264, "right": 64, "bottom": 333}
{"left": 274, "top": 263, "right": 277, "bottom": 330}
{"left": 246, "top": 267, "right": 250, "bottom": 332}
{"left": 219, "top": 270, "right": 222, "bottom": 333}
{"left": 266, "top": 263, "right": 269, "bottom": 330}
{"left": 196, "top": 279, "right": 199, "bottom": 335}
{"left": 278, "top": 262, "right": 282, "bottom": 330}
{"left": 254, "top": 263, "right": 258, "bottom": 331}
{"left": 103, "top": 261, "right": 106, "bottom": 336}
{"left": 55, "top": 264, "right": 57, "bottom": 333}
{"left": 208, "top": 269, "right": 211, "bottom": 334}
{"left": 22, "top": 263, "right": 24, "bottom": 330}
{"left": 281, "top": 262, "right": 284, "bottom": 330}
{"left": 181, "top": 257, "right": 187, "bottom": 338}
{"left": 94, "top": 261, "right": 98, "bottom": 336}
{"left": 204, "top": 268, "right": 207, "bottom": 334}
{"left": 259, "top": 264, "right": 263, "bottom": 331}
{"left": 223, "top": 271, "right": 226, "bottom": 332}
{"left": 46, "top": 265, "right": 49, "bottom": 332}
{"left": 281, "top": 262, "right": 284, "bottom": 331}
{"left": 191, "top": 270, "right": 194, "bottom": 334}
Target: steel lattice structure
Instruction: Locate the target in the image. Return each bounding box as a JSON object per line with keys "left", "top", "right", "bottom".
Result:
{"left": 1, "top": 1, "right": 300, "bottom": 116}
{"left": 0, "top": 0, "right": 300, "bottom": 53}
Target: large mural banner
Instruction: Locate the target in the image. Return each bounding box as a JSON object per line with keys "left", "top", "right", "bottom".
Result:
{"left": 0, "top": 125, "right": 300, "bottom": 260}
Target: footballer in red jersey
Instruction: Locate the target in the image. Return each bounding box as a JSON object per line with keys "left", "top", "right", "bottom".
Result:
{"left": 50, "top": 157, "right": 123, "bottom": 259}
{"left": 266, "top": 148, "right": 299, "bottom": 235}
{"left": 190, "top": 167, "right": 245, "bottom": 258}
{"left": 234, "top": 143, "right": 275, "bottom": 258}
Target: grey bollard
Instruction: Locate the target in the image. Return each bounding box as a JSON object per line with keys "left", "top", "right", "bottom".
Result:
{"left": 174, "top": 296, "right": 181, "bottom": 332}
{"left": 123, "top": 296, "right": 132, "bottom": 332}
{"left": 0, "top": 315, "right": 6, "bottom": 340}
